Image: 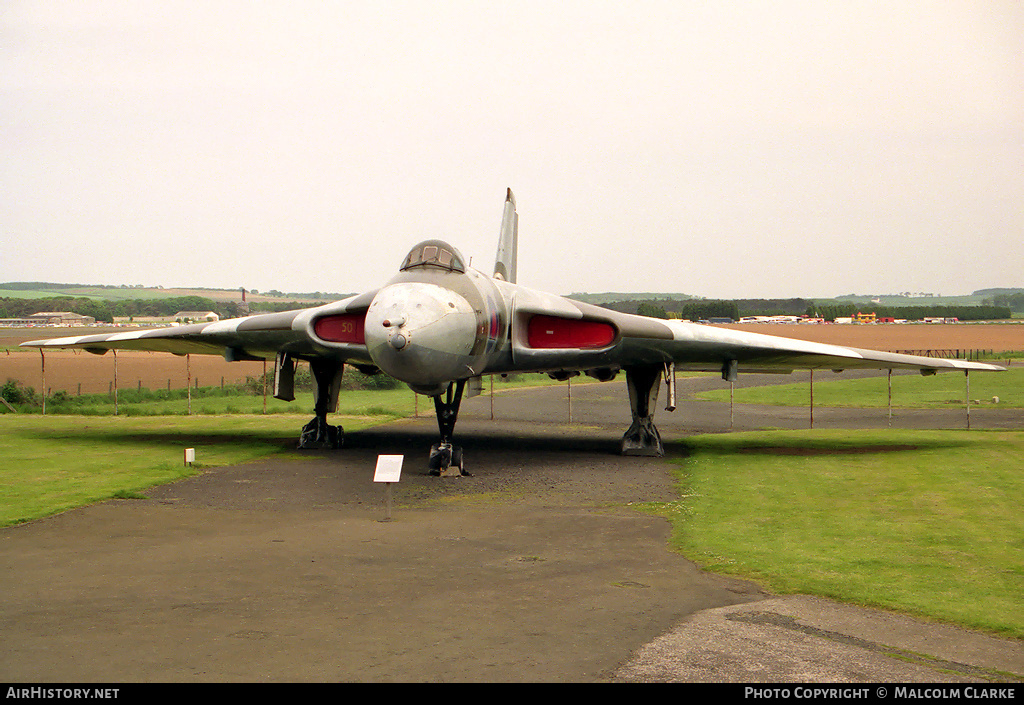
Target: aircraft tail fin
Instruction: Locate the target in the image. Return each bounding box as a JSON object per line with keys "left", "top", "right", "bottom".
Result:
{"left": 493, "top": 188, "right": 518, "bottom": 283}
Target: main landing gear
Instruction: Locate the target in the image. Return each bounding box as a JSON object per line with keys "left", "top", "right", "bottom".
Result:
{"left": 428, "top": 379, "right": 470, "bottom": 477}
{"left": 621, "top": 365, "right": 665, "bottom": 457}
{"left": 425, "top": 365, "right": 668, "bottom": 472}
{"left": 289, "top": 354, "right": 668, "bottom": 468}
{"left": 292, "top": 356, "right": 344, "bottom": 450}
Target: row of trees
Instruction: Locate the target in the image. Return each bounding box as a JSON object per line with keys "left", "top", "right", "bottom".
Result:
{"left": 0, "top": 296, "right": 231, "bottom": 323}
{"left": 0, "top": 296, "right": 324, "bottom": 324}
{"left": 609, "top": 299, "right": 742, "bottom": 320}
{"left": 983, "top": 292, "right": 1024, "bottom": 312}
{"left": 608, "top": 298, "right": 812, "bottom": 320}
{"left": 608, "top": 298, "right": 1012, "bottom": 322}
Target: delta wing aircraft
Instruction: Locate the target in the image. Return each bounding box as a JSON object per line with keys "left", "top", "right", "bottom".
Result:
{"left": 23, "top": 190, "right": 1004, "bottom": 475}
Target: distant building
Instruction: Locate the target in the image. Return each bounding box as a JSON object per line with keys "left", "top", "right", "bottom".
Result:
{"left": 173, "top": 311, "right": 219, "bottom": 323}
{"left": 26, "top": 311, "right": 96, "bottom": 325}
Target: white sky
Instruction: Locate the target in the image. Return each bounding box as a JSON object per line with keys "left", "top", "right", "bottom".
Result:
{"left": 2, "top": 1, "right": 1022, "bottom": 299}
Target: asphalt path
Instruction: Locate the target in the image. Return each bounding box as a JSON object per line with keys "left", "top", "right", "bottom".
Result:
{"left": 1, "top": 375, "right": 1022, "bottom": 683}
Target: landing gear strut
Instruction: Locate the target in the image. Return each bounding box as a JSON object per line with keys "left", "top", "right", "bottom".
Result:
{"left": 428, "top": 379, "right": 470, "bottom": 476}
{"left": 621, "top": 365, "right": 664, "bottom": 457}
{"left": 297, "top": 358, "right": 344, "bottom": 450}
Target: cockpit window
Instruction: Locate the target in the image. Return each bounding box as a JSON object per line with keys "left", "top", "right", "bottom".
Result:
{"left": 400, "top": 240, "right": 466, "bottom": 273}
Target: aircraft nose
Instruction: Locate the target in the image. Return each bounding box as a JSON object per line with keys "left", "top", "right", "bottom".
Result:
{"left": 365, "top": 283, "right": 479, "bottom": 392}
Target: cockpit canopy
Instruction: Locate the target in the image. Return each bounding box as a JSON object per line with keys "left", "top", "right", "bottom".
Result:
{"left": 400, "top": 240, "right": 467, "bottom": 273}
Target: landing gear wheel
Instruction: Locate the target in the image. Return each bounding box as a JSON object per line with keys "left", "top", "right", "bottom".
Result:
{"left": 297, "top": 416, "right": 344, "bottom": 449}
{"left": 428, "top": 442, "right": 469, "bottom": 477}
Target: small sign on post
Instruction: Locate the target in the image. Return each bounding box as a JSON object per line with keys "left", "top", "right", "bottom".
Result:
{"left": 373, "top": 454, "right": 404, "bottom": 522}
{"left": 184, "top": 448, "right": 196, "bottom": 466}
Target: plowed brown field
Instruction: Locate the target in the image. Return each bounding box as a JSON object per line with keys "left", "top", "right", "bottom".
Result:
{"left": 1, "top": 323, "right": 1021, "bottom": 396}
{"left": 723, "top": 322, "right": 1024, "bottom": 353}
{"left": 1, "top": 328, "right": 267, "bottom": 395}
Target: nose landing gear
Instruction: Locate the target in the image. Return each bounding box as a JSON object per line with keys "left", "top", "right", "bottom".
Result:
{"left": 428, "top": 379, "right": 470, "bottom": 476}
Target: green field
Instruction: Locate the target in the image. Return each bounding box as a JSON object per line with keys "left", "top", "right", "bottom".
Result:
{"left": 696, "top": 367, "right": 1024, "bottom": 408}
{"left": 0, "top": 288, "right": 107, "bottom": 300}
{"left": 654, "top": 429, "right": 1024, "bottom": 639}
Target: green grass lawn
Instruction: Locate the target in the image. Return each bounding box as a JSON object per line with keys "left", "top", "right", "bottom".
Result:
{"left": 695, "top": 366, "right": 1023, "bottom": 408}
{"left": 653, "top": 429, "right": 1024, "bottom": 639}
{"left": 0, "top": 414, "right": 397, "bottom": 527}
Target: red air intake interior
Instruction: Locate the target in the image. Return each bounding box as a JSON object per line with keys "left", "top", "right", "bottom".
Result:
{"left": 527, "top": 315, "right": 616, "bottom": 349}
{"left": 314, "top": 313, "right": 366, "bottom": 344}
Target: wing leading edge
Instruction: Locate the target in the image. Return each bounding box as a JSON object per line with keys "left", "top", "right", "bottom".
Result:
{"left": 657, "top": 318, "right": 1006, "bottom": 374}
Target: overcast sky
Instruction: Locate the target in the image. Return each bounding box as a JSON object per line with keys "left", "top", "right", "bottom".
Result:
{"left": 3, "top": 1, "right": 1022, "bottom": 299}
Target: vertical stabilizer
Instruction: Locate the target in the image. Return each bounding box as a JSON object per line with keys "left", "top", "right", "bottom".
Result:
{"left": 493, "top": 188, "right": 518, "bottom": 283}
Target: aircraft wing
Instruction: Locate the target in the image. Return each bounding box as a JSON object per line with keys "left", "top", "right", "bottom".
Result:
{"left": 510, "top": 293, "right": 1006, "bottom": 375}
{"left": 19, "top": 291, "right": 376, "bottom": 366}
{"left": 655, "top": 319, "right": 1006, "bottom": 374}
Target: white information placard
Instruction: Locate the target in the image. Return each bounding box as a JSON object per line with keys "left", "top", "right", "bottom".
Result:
{"left": 373, "top": 455, "right": 404, "bottom": 483}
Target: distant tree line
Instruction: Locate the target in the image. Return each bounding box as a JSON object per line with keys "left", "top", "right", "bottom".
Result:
{"left": 0, "top": 290, "right": 374, "bottom": 325}
{"left": 810, "top": 303, "right": 1011, "bottom": 322}
{"left": 0, "top": 296, "right": 212, "bottom": 323}
{"left": 605, "top": 298, "right": 803, "bottom": 320}
{"left": 0, "top": 296, "right": 315, "bottom": 324}
{"left": 634, "top": 302, "right": 669, "bottom": 319}
{"left": 247, "top": 301, "right": 325, "bottom": 314}
{"left": 604, "top": 298, "right": 739, "bottom": 320}
{"left": 982, "top": 292, "right": 1024, "bottom": 312}
{"left": 606, "top": 297, "right": 1011, "bottom": 322}
{"left": 0, "top": 295, "right": 330, "bottom": 323}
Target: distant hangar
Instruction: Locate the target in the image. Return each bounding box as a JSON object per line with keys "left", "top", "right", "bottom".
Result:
{"left": 0, "top": 311, "right": 96, "bottom": 327}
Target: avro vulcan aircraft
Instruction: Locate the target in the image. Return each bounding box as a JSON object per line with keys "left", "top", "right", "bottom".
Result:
{"left": 23, "top": 190, "right": 1004, "bottom": 474}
